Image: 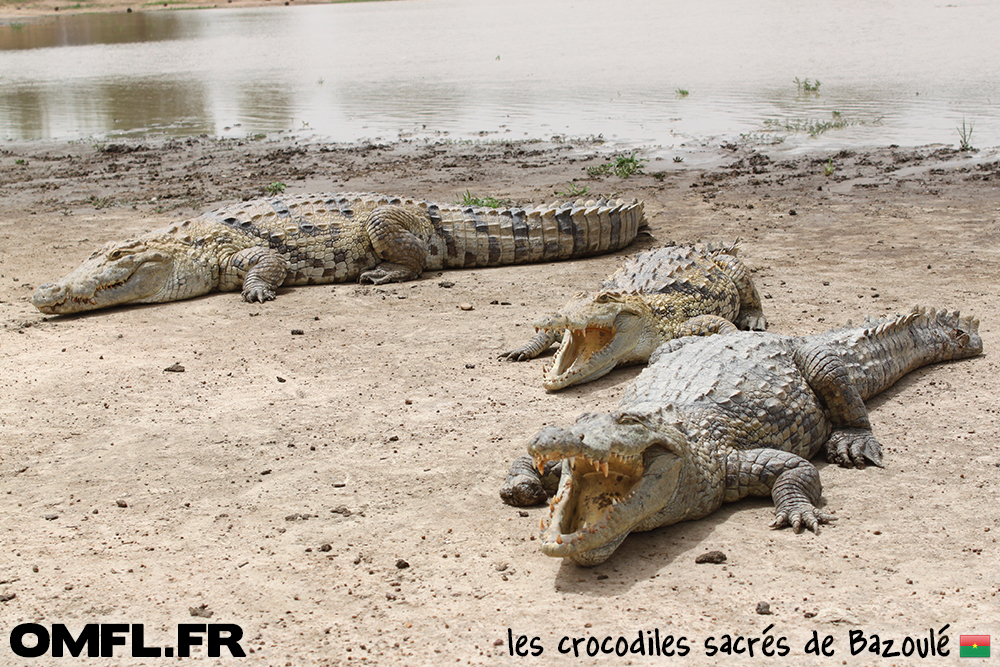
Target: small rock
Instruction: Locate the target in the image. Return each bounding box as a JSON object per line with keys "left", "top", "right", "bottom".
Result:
{"left": 116, "top": 499, "right": 128, "bottom": 508}
{"left": 459, "top": 303, "right": 474, "bottom": 311}
{"left": 43, "top": 514, "right": 59, "bottom": 521}
{"left": 518, "top": 511, "right": 529, "bottom": 517}
{"left": 695, "top": 550, "right": 727, "bottom": 564}
{"left": 260, "top": 469, "right": 272, "bottom": 475}
{"left": 756, "top": 601, "right": 773, "bottom": 615}
{"left": 189, "top": 604, "right": 213, "bottom": 618}
{"left": 494, "top": 639, "right": 504, "bottom": 647}
{"left": 319, "top": 544, "right": 332, "bottom": 552}
{"left": 789, "top": 209, "right": 797, "bottom": 216}
{"left": 465, "top": 363, "right": 475, "bottom": 369}
{"left": 331, "top": 506, "right": 352, "bottom": 516}
{"left": 0, "top": 593, "right": 16, "bottom": 603}
{"left": 291, "top": 329, "right": 304, "bottom": 335}
{"left": 276, "top": 376, "right": 286, "bottom": 383}
{"left": 163, "top": 362, "right": 185, "bottom": 373}
{"left": 438, "top": 281, "right": 455, "bottom": 288}
{"left": 395, "top": 559, "right": 410, "bottom": 569}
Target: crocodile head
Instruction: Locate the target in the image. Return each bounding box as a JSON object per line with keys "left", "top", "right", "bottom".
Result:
{"left": 537, "top": 291, "right": 660, "bottom": 391}
{"left": 32, "top": 238, "right": 207, "bottom": 314}
{"left": 529, "top": 409, "right": 687, "bottom": 566}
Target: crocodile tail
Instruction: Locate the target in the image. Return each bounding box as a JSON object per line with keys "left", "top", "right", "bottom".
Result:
{"left": 820, "top": 306, "right": 982, "bottom": 399}
{"left": 861, "top": 306, "right": 981, "bottom": 357}
{"left": 705, "top": 238, "right": 742, "bottom": 257}
{"left": 433, "top": 198, "right": 645, "bottom": 269}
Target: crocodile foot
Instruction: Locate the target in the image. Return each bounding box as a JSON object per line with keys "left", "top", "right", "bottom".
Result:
{"left": 736, "top": 308, "right": 768, "bottom": 331}
{"left": 500, "top": 455, "right": 560, "bottom": 506}
{"left": 825, "top": 428, "right": 883, "bottom": 469}
{"left": 771, "top": 503, "right": 837, "bottom": 533}
{"left": 241, "top": 280, "right": 277, "bottom": 303}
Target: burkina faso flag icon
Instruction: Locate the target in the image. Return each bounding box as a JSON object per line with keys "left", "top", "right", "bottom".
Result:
{"left": 960, "top": 635, "right": 990, "bottom": 658}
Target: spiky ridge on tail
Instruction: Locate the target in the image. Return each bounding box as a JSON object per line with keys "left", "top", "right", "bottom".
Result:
{"left": 813, "top": 306, "right": 982, "bottom": 400}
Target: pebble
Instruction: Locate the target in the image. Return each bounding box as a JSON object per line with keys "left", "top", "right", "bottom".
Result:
{"left": 695, "top": 550, "right": 727, "bottom": 564}
{"left": 459, "top": 303, "right": 474, "bottom": 311}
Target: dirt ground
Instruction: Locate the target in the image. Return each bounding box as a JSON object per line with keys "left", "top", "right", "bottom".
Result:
{"left": 0, "top": 134, "right": 998, "bottom": 666}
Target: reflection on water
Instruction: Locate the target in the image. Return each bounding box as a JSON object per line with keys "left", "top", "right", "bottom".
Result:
{"left": 1, "top": 0, "right": 998, "bottom": 151}
{"left": 0, "top": 12, "right": 188, "bottom": 50}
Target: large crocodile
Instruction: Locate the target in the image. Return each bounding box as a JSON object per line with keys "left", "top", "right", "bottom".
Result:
{"left": 31, "top": 193, "right": 645, "bottom": 314}
{"left": 502, "top": 307, "right": 982, "bottom": 566}
{"left": 499, "top": 242, "right": 767, "bottom": 390}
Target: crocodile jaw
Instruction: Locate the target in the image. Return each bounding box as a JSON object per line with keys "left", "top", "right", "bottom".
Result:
{"left": 528, "top": 413, "right": 685, "bottom": 565}
{"left": 32, "top": 243, "right": 177, "bottom": 314}
{"left": 540, "top": 311, "right": 644, "bottom": 391}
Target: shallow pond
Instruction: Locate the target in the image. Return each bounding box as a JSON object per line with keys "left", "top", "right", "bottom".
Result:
{"left": 1, "top": 0, "right": 998, "bottom": 152}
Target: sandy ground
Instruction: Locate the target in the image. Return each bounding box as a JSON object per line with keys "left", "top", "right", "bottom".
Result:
{"left": 1, "top": 134, "right": 999, "bottom": 666}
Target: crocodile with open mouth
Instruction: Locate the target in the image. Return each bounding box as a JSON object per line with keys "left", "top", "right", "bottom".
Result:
{"left": 502, "top": 307, "right": 982, "bottom": 565}
{"left": 499, "top": 242, "right": 767, "bottom": 390}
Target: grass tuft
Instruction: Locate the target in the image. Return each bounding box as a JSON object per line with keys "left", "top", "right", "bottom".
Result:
{"left": 587, "top": 153, "right": 647, "bottom": 178}
{"left": 555, "top": 183, "right": 589, "bottom": 198}
{"left": 957, "top": 119, "right": 975, "bottom": 151}
{"left": 457, "top": 190, "right": 511, "bottom": 208}
{"left": 794, "top": 77, "right": 821, "bottom": 93}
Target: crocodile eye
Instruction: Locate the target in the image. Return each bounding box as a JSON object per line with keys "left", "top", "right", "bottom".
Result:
{"left": 108, "top": 249, "right": 123, "bottom": 260}
{"left": 616, "top": 412, "right": 641, "bottom": 425}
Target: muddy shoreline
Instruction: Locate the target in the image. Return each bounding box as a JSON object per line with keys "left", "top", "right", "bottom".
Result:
{"left": 1, "top": 0, "right": 323, "bottom": 21}
{"left": 1, "top": 135, "right": 999, "bottom": 665}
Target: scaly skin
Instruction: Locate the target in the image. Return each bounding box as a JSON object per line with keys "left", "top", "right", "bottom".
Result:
{"left": 502, "top": 307, "right": 982, "bottom": 566}
{"left": 499, "top": 242, "right": 767, "bottom": 390}
{"left": 31, "top": 193, "right": 645, "bottom": 314}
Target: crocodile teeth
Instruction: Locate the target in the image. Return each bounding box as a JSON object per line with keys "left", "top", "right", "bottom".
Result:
{"left": 556, "top": 534, "right": 563, "bottom": 545}
{"left": 536, "top": 459, "right": 546, "bottom": 474}
{"left": 539, "top": 517, "right": 546, "bottom": 531}
{"left": 601, "top": 461, "right": 609, "bottom": 477}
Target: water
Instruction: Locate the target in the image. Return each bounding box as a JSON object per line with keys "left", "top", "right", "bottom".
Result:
{"left": 1, "top": 0, "right": 998, "bottom": 152}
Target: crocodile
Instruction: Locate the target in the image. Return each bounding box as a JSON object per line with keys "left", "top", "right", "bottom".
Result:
{"left": 501, "top": 307, "right": 982, "bottom": 565}
{"left": 498, "top": 242, "right": 767, "bottom": 390}
{"left": 31, "top": 192, "right": 645, "bottom": 314}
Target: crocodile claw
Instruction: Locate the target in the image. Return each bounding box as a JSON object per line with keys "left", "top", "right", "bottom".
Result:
{"left": 825, "top": 428, "right": 883, "bottom": 469}
{"left": 771, "top": 506, "right": 837, "bottom": 533}
{"left": 241, "top": 284, "right": 277, "bottom": 303}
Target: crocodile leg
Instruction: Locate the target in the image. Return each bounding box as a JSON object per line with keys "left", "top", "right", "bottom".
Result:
{"left": 500, "top": 455, "right": 561, "bottom": 506}
{"left": 675, "top": 314, "right": 739, "bottom": 337}
{"left": 713, "top": 253, "right": 767, "bottom": 330}
{"left": 724, "top": 448, "right": 836, "bottom": 533}
{"left": 499, "top": 330, "right": 561, "bottom": 361}
{"left": 794, "top": 342, "right": 883, "bottom": 468}
{"left": 222, "top": 246, "right": 291, "bottom": 302}
{"left": 359, "top": 205, "right": 430, "bottom": 284}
